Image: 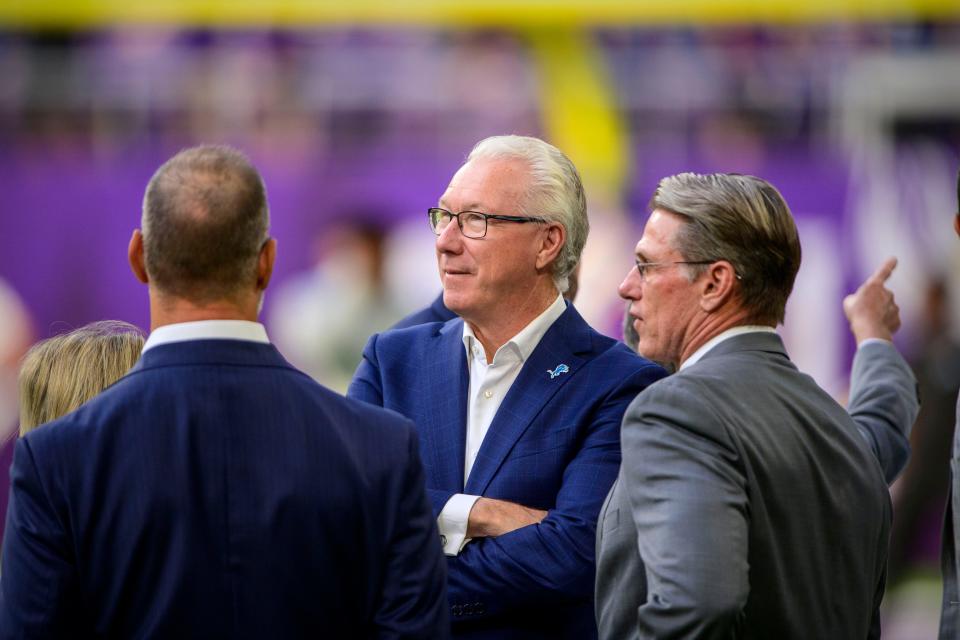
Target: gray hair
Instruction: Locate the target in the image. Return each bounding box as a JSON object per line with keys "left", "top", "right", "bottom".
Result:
{"left": 142, "top": 145, "right": 269, "bottom": 303}
{"left": 467, "top": 135, "right": 587, "bottom": 294}
{"left": 651, "top": 173, "right": 802, "bottom": 325}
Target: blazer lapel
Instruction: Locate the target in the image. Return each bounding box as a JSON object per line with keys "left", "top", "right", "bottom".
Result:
{"left": 421, "top": 319, "right": 470, "bottom": 493}
{"left": 464, "top": 304, "right": 592, "bottom": 496}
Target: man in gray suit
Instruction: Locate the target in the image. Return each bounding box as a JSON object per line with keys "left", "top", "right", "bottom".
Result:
{"left": 940, "top": 167, "right": 960, "bottom": 639}
{"left": 595, "top": 172, "right": 917, "bottom": 639}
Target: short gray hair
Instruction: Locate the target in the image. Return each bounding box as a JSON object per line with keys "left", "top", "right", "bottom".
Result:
{"left": 142, "top": 145, "right": 269, "bottom": 303}
{"left": 467, "top": 135, "right": 587, "bottom": 293}
{"left": 651, "top": 173, "right": 801, "bottom": 325}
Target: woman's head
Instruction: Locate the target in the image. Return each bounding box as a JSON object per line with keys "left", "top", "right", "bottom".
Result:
{"left": 18, "top": 321, "right": 144, "bottom": 435}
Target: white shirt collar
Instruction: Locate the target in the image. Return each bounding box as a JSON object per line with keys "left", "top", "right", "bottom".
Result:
{"left": 142, "top": 320, "right": 269, "bottom": 353}
{"left": 462, "top": 293, "right": 566, "bottom": 364}
{"left": 679, "top": 325, "right": 777, "bottom": 371}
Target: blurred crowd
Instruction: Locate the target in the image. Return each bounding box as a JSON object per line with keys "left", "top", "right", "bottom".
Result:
{"left": 0, "top": 24, "right": 958, "bottom": 146}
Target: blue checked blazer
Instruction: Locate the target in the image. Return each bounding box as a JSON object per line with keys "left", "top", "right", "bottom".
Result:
{"left": 0, "top": 340, "right": 448, "bottom": 639}
{"left": 349, "top": 303, "right": 667, "bottom": 639}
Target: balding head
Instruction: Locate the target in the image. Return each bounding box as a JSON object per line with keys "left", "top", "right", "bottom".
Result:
{"left": 141, "top": 145, "right": 269, "bottom": 303}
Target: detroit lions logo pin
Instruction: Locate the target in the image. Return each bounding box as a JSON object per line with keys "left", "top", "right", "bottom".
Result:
{"left": 547, "top": 364, "right": 570, "bottom": 379}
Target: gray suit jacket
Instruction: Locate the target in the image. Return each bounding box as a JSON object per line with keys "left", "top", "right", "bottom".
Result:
{"left": 939, "top": 393, "right": 960, "bottom": 639}
{"left": 595, "top": 333, "right": 917, "bottom": 639}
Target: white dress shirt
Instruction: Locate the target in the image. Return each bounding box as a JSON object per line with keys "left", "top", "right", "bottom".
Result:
{"left": 142, "top": 320, "right": 270, "bottom": 352}
{"left": 437, "top": 293, "right": 566, "bottom": 556}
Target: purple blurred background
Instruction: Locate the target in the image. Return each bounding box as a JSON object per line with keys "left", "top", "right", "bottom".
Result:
{"left": 0, "top": 23, "right": 959, "bottom": 635}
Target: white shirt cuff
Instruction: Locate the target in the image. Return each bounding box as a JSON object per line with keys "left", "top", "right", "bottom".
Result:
{"left": 437, "top": 493, "right": 481, "bottom": 556}
{"left": 858, "top": 337, "right": 892, "bottom": 348}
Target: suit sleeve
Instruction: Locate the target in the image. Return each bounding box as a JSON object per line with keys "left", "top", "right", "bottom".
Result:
{"left": 622, "top": 383, "right": 750, "bottom": 639}
{"left": 349, "top": 333, "right": 385, "bottom": 407}
{"left": 848, "top": 340, "right": 919, "bottom": 484}
{"left": 348, "top": 334, "right": 456, "bottom": 517}
{"left": 868, "top": 556, "right": 887, "bottom": 639}
{"left": 0, "top": 437, "right": 80, "bottom": 637}
{"left": 375, "top": 420, "right": 450, "bottom": 640}
{"left": 445, "top": 364, "right": 666, "bottom": 618}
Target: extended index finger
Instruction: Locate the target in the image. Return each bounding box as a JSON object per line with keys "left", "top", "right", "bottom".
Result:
{"left": 867, "top": 256, "right": 898, "bottom": 285}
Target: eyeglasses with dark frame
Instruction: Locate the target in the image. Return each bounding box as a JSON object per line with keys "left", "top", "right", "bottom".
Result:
{"left": 633, "top": 258, "right": 716, "bottom": 281}
{"left": 428, "top": 207, "right": 546, "bottom": 239}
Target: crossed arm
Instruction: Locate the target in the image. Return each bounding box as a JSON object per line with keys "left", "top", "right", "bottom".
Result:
{"left": 349, "top": 344, "right": 665, "bottom": 618}
{"left": 459, "top": 372, "right": 662, "bottom": 616}
{"left": 439, "top": 381, "right": 640, "bottom": 617}
{"left": 465, "top": 498, "right": 547, "bottom": 538}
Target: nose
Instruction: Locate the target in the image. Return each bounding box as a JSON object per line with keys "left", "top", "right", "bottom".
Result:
{"left": 435, "top": 217, "right": 464, "bottom": 254}
{"left": 618, "top": 265, "right": 641, "bottom": 301}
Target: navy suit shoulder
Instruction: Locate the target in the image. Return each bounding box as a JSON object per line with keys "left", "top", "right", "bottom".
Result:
{"left": 1, "top": 340, "right": 448, "bottom": 639}
{"left": 349, "top": 317, "right": 462, "bottom": 409}
{"left": 22, "top": 342, "right": 423, "bottom": 503}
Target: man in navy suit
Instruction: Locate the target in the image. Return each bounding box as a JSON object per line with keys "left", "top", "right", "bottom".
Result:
{"left": 349, "top": 135, "right": 667, "bottom": 639}
{"left": 0, "top": 145, "right": 448, "bottom": 638}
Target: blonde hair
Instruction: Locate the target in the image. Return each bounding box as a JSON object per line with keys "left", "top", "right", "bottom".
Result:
{"left": 18, "top": 321, "right": 144, "bottom": 436}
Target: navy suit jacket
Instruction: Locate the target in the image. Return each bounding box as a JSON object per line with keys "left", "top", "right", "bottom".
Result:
{"left": 0, "top": 340, "right": 448, "bottom": 639}
{"left": 349, "top": 303, "right": 666, "bottom": 639}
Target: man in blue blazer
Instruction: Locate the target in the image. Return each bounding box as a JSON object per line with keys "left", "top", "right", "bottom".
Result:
{"left": 349, "top": 135, "right": 667, "bottom": 639}
{"left": 0, "top": 145, "right": 448, "bottom": 638}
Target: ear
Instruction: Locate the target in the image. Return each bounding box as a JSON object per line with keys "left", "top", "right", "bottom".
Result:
{"left": 698, "top": 260, "right": 738, "bottom": 312}
{"left": 257, "top": 237, "right": 277, "bottom": 291}
{"left": 535, "top": 223, "right": 566, "bottom": 272}
{"left": 128, "top": 229, "right": 149, "bottom": 284}
{"left": 954, "top": 213, "right": 960, "bottom": 238}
